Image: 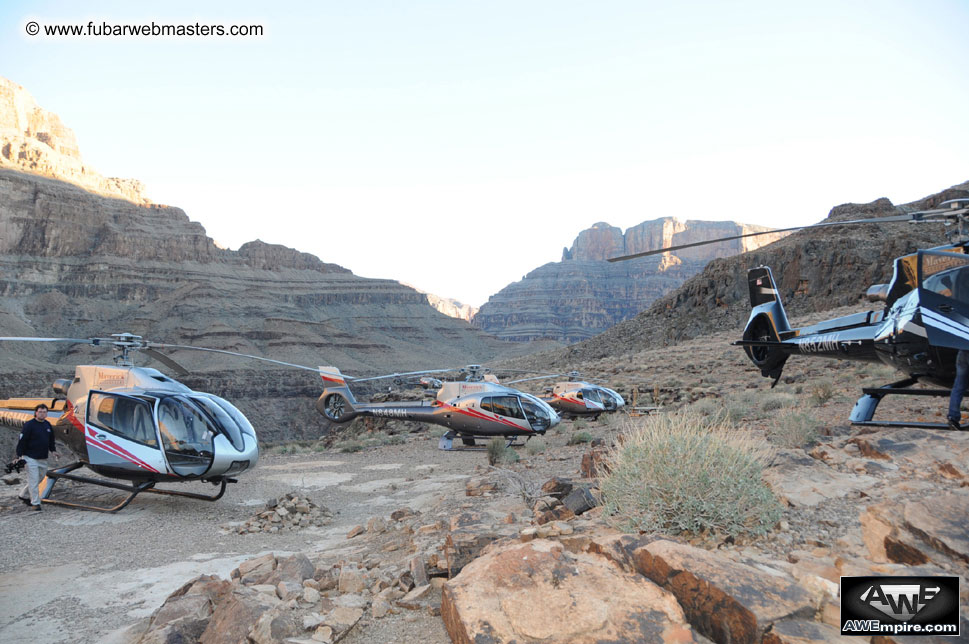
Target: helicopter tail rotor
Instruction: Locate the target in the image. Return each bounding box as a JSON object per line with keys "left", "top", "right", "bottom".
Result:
{"left": 741, "top": 266, "right": 791, "bottom": 385}
{"left": 316, "top": 366, "right": 360, "bottom": 423}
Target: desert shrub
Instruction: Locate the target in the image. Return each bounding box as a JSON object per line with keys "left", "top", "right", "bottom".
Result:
{"left": 573, "top": 419, "right": 588, "bottom": 430}
{"left": 599, "top": 412, "right": 781, "bottom": 541}
{"left": 687, "top": 397, "right": 720, "bottom": 416}
{"left": 525, "top": 438, "right": 547, "bottom": 455}
{"left": 767, "top": 410, "right": 821, "bottom": 448}
{"left": 487, "top": 437, "right": 505, "bottom": 465}
{"left": 567, "top": 431, "right": 593, "bottom": 446}
{"left": 810, "top": 380, "right": 835, "bottom": 405}
{"left": 761, "top": 393, "right": 797, "bottom": 412}
{"left": 336, "top": 440, "right": 364, "bottom": 453}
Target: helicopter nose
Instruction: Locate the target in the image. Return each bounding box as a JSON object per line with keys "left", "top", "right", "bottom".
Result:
{"left": 548, "top": 411, "right": 561, "bottom": 428}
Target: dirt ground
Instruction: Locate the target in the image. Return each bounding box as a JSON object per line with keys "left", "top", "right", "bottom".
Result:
{"left": 1, "top": 315, "right": 963, "bottom": 643}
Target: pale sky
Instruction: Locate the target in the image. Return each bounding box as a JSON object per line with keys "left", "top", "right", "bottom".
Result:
{"left": 2, "top": 1, "right": 968, "bottom": 306}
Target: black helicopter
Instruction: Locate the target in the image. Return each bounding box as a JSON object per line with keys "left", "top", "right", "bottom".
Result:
{"left": 0, "top": 333, "right": 323, "bottom": 511}
{"left": 609, "top": 197, "right": 969, "bottom": 430}
{"left": 315, "top": 364, "right": 561, "bottom": 449}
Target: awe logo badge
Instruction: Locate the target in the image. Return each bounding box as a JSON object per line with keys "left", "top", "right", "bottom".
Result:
{"left": 841, "top": 576, "right": 960, "bottom": 637}
{"left": 859, "top": 583, "right": 938, "bottom": 621}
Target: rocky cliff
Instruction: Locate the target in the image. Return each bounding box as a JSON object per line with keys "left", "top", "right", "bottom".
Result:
{"left": 0, "top": 77, "right": 150, "bottom": 204}
{"left": 473, "top": 219, "right": 786, "bottom": 343}
{"left": 552, "top": 180, "right": 969, "bottom": 364}
{"left": 0, "top": 78, "right": 547, "bottom": 442}
{"left": 402, "top": 284, "right": 479, "bottom": 322}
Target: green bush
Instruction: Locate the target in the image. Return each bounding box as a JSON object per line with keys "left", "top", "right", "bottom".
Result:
{"left": 767, "top": 410, "right": 821, "bottom": 448}
{"left": 599, "top": 412, "right": 781, "bottom": 541}
{"left": 567, "top": 431, "right": 593, "bottom": 446}
{"left": 573, "top": 419, "right": 588, "bottom": 430}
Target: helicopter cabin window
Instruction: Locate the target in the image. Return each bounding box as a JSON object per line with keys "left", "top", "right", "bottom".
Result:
{"left": 157, "top": 396, "right": 216, "bottom": 476}
{"left": 88, "top": 392, "right": 156, "bottom": 447}
{"left": 920, "top": 252, "right": 969, "bottom": 303}
{"left": 486, "top": 396, "right": 526, "bottom": 420}
{"left": 580, "top": 388, "right": 603, "bottom": 405}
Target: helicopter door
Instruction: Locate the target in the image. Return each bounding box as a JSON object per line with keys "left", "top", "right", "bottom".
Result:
{"left": 918, "top": 251, "right": 969, "bottom": 351}
{"left": 86, "top": 392, "right": 167, "bottom": 475}
{"left": 157, "top": 396, "right": 216, "bottom": 477}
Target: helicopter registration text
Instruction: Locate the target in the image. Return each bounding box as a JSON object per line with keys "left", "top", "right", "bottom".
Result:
{"left": 370, "top": 408, "right": 412, "bottom": 419}
{"left": 795, "top": 333, "right": 843, "bottom": 354}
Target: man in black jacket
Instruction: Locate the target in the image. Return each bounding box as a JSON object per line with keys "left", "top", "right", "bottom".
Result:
{"left": 16, "top": 403, "right": 56, "bottom": 511}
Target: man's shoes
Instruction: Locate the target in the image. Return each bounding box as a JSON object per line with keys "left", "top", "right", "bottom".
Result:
{"left": 29, "top": 504, "right": 42, "bottom": 512}
{"left": 948, "top": 417, "right": 963, "bottom": 431}
{"left": 19, "top": 497, "right": 31, "bottom": 506}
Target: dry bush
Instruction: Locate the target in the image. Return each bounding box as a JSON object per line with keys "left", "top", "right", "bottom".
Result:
{"left": 525, "top": 438, "right": 547, "bottom": 455}
{"left": 767, "top": 410, "right": 821, "bottom": 448}
{"left": 810, "top": 379, "right": 835, "bottom": 405}
{"left": 567, "top": 431, "right": 593, "bottom": 446}
{"left": 760, "top": 392, "right": 797, "bottom": 412}
{"left": 599, "top": 411, "right": 781, "bottom": 541}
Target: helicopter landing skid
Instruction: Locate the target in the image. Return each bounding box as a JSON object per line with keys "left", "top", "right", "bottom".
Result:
{"left": 849, "top": 377, "right": 960, "bottom": 430}
{"left": 40, "top": 463, "right": 231, "bottom": 512}
{"left": 437, "top": 431, "right": 530, "bottom": 451}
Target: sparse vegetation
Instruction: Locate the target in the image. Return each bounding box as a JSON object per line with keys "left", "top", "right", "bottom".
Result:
{"left": 567, "top": 431, "right": 593, "bottom": 446}
{"left": 810, "top": 380, "right": 835, "bottom": 405}
{"left": 767, "top": 410, "right": 821, "bottom": 448}
{"left": 573, "top": 419, "right": 588, "bottom": 430}
{"left": 332, "top": 431, "right": 405, "bottom": 453}
{"left": 761, "top": 392, "right": 797, "bottom": 412}
{"left": 599, "top": 411, "right": 781, "bottom": 542}
{"left": 487, "top": 437, "right": 520, "bottom": 465}
{"left": 525, "top": 438, "right": 547, "bottom": 455}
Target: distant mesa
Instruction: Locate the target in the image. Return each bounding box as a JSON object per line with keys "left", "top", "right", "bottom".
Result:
{"left": 472, "top": 219, "right": 788, "bottom": 343}
{"left": 402, "top": 283, "right": 479, "bottom": 322}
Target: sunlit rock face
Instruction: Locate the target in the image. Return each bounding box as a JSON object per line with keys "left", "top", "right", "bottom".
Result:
{"left": 0, "top": 76, "right": 525, "bottom": 443}
{"left": 473, "top": 219, "right": 787, "bottom": 343}
{"left": 0, "top": 77, "right": 149, "bottom": 204}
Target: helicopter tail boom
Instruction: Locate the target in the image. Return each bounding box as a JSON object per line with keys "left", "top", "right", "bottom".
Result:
{"left": 742, "top": 266, "right": 792, "bottom": 384}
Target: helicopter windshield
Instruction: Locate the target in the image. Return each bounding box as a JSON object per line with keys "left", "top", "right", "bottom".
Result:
{"left": 920, "top": 252, "right": 969, "bottom": 304}
{"left": 519, "top": 395, "right": 553, "bottom": 431}
{"left": 191, "top": 394, "right": 250, "bottom": 452}
{"left": 157, "top": 396, "right": 215, "bottom": 476}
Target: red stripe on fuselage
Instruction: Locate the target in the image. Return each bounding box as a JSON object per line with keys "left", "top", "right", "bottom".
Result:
{"left": 438, "top": 401, "right": 530, "bottom": 431}
{"left": 86, "top": 426, "right": 162, "bottom": 473}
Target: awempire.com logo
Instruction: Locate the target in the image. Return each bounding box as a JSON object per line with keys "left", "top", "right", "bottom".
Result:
{"left": 841, "top": 576, "right": 960, "bottom": 636}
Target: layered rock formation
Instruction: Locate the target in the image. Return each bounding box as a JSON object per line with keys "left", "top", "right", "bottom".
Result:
{"left": 402, "top": 284, "right": 479, "bottom": 322}
{"left": 473, "top": 219, "right": 786, "bottom": 343}
{"left": 0, "top": 77, "right": 544, "bottom": 441}
{"left": 556, "top": 180, "right": 969, "bottom": 362}
{"left": 0, "top": 77, "right": 149, "bottom": 204}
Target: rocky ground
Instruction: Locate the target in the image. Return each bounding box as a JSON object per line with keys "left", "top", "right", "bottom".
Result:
{"left": 1, "top": 315, "right": 968, "bottom": 643}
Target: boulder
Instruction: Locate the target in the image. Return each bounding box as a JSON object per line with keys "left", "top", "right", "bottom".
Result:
{"left": 442, "top": 539, "right": 698, "bottom": 643}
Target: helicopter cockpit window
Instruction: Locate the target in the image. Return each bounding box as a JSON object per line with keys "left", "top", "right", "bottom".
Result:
{"left": 88, "top": 392, "right": 156, "bottom": 447}
{"left": 191, "top": 395, "right": 247, "bottom": 451}
{"left": 920, "top": 252, "right": 969, "bottom": 304}
{"left": 489, "top": 395, "right": 526, "bottom": 420}
{"left": 158, "top": 396, "right": 215, "bottom": 476}
{"left": 479, "top": 397, "right": 494, "bottom": 413}
{"left": 580, "top": 388, "right": 603, "bottom": 405}
{"left": 519, "top": 396, "right": 552, "bottom": 431}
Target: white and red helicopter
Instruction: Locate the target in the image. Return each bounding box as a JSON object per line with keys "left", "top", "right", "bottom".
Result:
{"left": 315, "top": 365, "right": 561, "bottom": 449}
{"left": 0, "top": 333, "right": 322, "bottom": 512}
{"left": 505, "top": 371, "right": 626, "bottom": 420}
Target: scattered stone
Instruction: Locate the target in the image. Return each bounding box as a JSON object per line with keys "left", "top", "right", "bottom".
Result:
{"left": 227, "top": 493, "right": 333, "bottom": 535}
{"left": 346, "top": 525, "right": 364, "bottom": 539}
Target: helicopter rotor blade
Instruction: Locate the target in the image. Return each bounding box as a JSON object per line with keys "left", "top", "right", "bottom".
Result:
{"left": 351, "top": 368, "right": 458, "bottom": 383}
{"left": 148, "top": 343, "right": 331, "bottom": 375}
{"left": 504, "top": 373, "right": 565, "bottom": 385}
{"left": 0, "top": 336, "right": 97, "bottom": 344}
{"left": 142, "top": 348, "right": 189, "bottom": 376}
{"left": 606, "top": 213, "right": 917, "bottom": 262}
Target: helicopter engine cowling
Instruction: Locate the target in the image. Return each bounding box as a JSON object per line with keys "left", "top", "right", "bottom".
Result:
{"left": 316, "top": 391, "right": 358, "bottom": 423}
